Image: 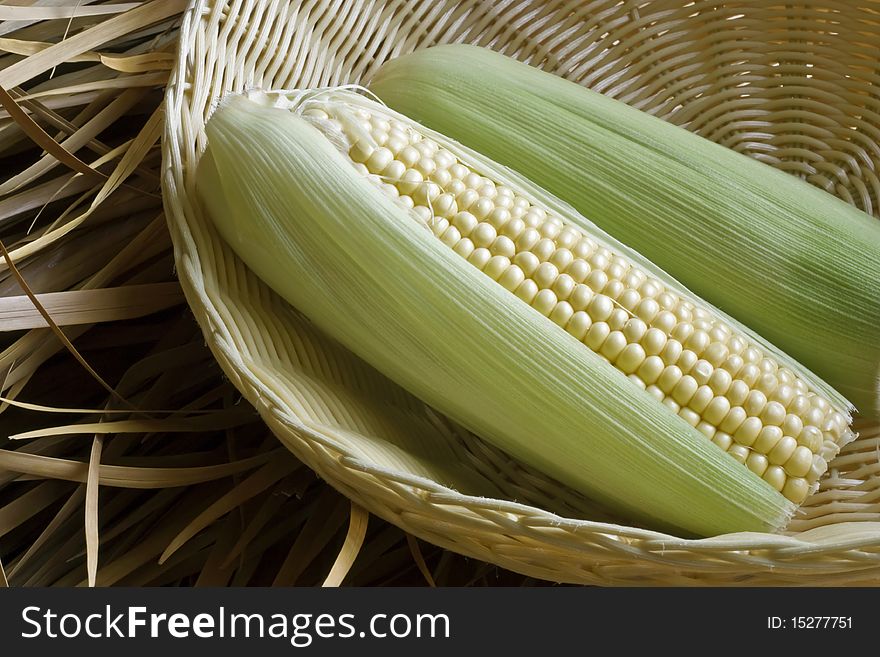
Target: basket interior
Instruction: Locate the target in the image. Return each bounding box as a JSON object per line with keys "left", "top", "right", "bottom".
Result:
{"left": 163, "top": 0, "right": 880, "bottom": 584}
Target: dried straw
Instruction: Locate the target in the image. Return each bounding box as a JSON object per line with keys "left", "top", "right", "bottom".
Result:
{"left": 0, "top": 1, "right": 517, "bottom": 587}
{"left": 6, "top": 0, "right": 879, "bottom": 588}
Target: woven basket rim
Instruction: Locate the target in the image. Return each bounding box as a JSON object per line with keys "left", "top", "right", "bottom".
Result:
{"left": 161, "top": 0, "right": 880, "bottom": 585}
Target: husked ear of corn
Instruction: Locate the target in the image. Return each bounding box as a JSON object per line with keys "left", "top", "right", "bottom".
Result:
{"left": 369, "top": 44, "right": 880, "bottom": 419}
{"left": 197, "top": 89, "right": 854, "bottom": 537}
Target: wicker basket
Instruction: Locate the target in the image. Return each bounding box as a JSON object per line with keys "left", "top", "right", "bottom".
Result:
{"left": 162, "top": 0, "right": 880, "bottom": 585}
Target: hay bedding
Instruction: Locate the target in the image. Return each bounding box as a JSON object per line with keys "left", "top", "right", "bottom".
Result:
{"left": 0, "top": 1, "right": 522, "bottom": 587}
{"left": 1, "top": 1, "right": 879, "bottom": 587}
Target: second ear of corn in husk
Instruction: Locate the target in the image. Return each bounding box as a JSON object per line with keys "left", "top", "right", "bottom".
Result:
{"left": 369, "top": 44, "right": 880, "bottom": 419}
{"left": 197, "top": 89, "right": 854, "bottom": 538}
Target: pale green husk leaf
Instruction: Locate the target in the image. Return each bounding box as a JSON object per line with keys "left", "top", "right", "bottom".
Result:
{"left": 196, "top": 92, "right": 801, "bottom": 537}
{"left": 370, "top": 44, "right": 880, "bottom": 418}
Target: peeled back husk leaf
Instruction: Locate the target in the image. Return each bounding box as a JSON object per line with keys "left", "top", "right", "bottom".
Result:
{"left": 196, "top": 90, "right": 854, "bottom": 537}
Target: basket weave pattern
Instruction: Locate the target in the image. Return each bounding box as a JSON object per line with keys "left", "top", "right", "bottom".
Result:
{"left": 163, "top": 0, "right": 880, "bottom": 585}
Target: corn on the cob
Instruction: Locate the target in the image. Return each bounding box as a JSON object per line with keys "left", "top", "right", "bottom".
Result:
{"left": 370, "top": 44, "right": 880, "bottom": 418}
{"left": 197, "top": 89, "right": 854, "bottom": 537}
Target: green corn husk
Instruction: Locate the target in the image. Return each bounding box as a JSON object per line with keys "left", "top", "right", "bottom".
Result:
{"left": 369, "top": 44, "right": 880, "bottom": 418}
{"left": 195, "top": 91, "right": 856, "bottom": 537}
